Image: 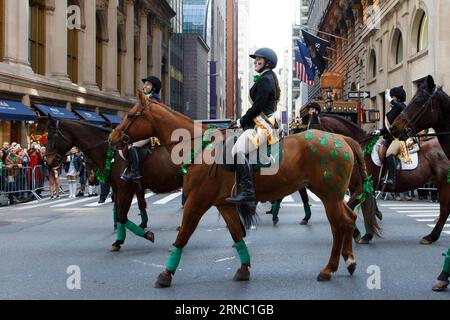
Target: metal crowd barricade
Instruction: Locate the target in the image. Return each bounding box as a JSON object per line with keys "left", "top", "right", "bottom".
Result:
{"left": 32, "top": 165, "right": 46, "bottom": 200}
{"left": 0, "top": 166, "right": 35, "bottom": 203}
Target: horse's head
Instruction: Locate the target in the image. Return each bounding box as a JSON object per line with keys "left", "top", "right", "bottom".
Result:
{"left": 45, "top": 117, "right": 73, "bottom": 167}
{"left": 110, "top": 90, "right": 157, "bottom": 148}
{"left": 390, "top": 75, "right": 440, "bottom": 139}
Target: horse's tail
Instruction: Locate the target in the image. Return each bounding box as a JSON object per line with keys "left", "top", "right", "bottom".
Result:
{"left": 343, "top": 136, "right": 382, "bottom": 237}
{"left": 237, "top": 203, "right": 258, "bottom": 230}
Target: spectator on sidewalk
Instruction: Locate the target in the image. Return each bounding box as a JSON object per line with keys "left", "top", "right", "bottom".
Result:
{"left": 6, "top": 147, "right": 22, "bottom": 205}
{"left": 64, "top": 147, "right": 82, "bottom": 199}
{"left": 76, "top": 153, "right": 87, "bottom": 197}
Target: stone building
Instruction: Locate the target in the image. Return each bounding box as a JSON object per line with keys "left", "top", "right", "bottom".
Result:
{"left": 0, "top": 0, "right": 175, "bottom": 145}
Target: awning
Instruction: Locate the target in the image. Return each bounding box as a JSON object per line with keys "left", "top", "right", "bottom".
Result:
{"left": 34, "top": 104, "right": 78, "bottom": 120}
{"left": 0, "top": 99, "right": 38, "bottom": 121}
{"left": 101, "top": 113, "right": 122, "bottom": 125}
{"left": 74, "top": 109, "right": 107, "bottom": 125}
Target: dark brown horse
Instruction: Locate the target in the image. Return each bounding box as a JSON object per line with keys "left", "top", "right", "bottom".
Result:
{"left": 388, "top": 75, "right": 450, "bottom": 291}
{"left": 314, "top": 113, "right": 450, "bottom": 245}
{"left": 45, "top": 118, "right": 180, "bottom": 251}
{"left": 110, "top": 91, "right": 381, "bottom": 287}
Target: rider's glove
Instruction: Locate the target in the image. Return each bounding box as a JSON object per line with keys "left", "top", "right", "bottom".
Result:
{"left": 236, "top": 119, "right": 242, "bottom": 128}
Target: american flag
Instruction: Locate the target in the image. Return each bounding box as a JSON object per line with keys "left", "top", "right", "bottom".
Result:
{"left": 295, "top": 50, "right": 315, "bottom": 86}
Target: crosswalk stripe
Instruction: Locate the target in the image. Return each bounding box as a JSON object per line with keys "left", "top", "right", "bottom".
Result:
{"left": 283, "top": 196, "right": 294, "bottom": 203}
{"left": 306, "top": 190, "right": 321, "bottom": 202}
{"left": 52, "top": 197, "right": 98, "bottom": 208}
{"left": 380, "top": 204, "right": 439, "bottom": 207}
{"left": 408, "top": 214, "right": 439, "bottom": 217}
{"left": 85, "top": 198, "right": 113, "bottom": 207}
{"left": 153, "top": 192, "right": 182, "bottom": 205}
{"left": 416, "top": 219, "right": 443, "bottom": 222}
{"left": 11, "top": 196, "right": 71, "bottom": 211}
{"left": 444, "top": 231, "right": 450, "bottom": 235}
{"left": 397, "top": 210, "right": 440, "bottom": 213}
{"left": 131, "top": 192, "right": 155, "bottom": 205}
{"left": 389, "top": 207, "right": 441, "bottom": 210}
{"left": 427, "top": 224, "right": 450, "bottom": 228}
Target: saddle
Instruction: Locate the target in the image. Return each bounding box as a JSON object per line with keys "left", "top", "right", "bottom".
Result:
{"left": 371, "top": 138, "right": 419, "bottom": 171}
{"left": 220, "top": 134, "right": 283, "bottom": 173}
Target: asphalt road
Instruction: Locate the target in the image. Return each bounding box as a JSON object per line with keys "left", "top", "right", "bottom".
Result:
{"left": 0, "top": 190, "right": 449, "bottom": 300}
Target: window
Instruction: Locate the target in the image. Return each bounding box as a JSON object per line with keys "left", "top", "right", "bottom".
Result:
{"left": 418, "top": 13, "right": 428, "bottom": 52}
{"left": 369, "top": 49, "right": 377, "bottom": 79}
{"left": 395, "top": 32, "right": 403, "bottom": 64}
{"left": 0, "top": 0, "right": 4, "bottom": 61}
{"left": 96, "top": 14, "right": 103, "bottom": 90}
{"left": 29, "top": 0, "right": 46, "bottom": 75}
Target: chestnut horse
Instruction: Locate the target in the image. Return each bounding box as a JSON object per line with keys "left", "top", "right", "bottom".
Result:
{"left": 110, "top": 91, "right": 380, "bottom": 287}
{"left": 314, "top": 113, "right": 450, "bottom": 245}
{"left": 45, "top": 118, "right": 180, "bottom": 251}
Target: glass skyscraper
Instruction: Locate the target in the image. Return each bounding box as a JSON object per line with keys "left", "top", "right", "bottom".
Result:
{"left": 183, "top": 0, "right": 212, "bottom": 46}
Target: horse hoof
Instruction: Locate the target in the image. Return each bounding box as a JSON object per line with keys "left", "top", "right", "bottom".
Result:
{"left": 347, "top": 262, "right": 357, "bottom": 276}
{"left": 420, "top": 237, "right": 433, "bottom": 245}
{"left": 272, "top": 217, "right": 279, "bottom": 226}
{"left": 299, "top": 219, "right": 309, "bottom": 225}
{"left": 110, "top": 245, "right": 121, "bottom": 252}
{"left": 317, "top": 272, "right": 332, "bottom": 282}
{"left": 353, "top": 234, "right": 362, "bottom": 243}
{"left": 233, "top": 268, "right": 250, "bottom": 281}
{"left": 154, "top": 272, "right": 172, "bottom": 288}
{"left": 358, "top": 235, "right": 372, "bottom": 245}
{"left": 432, "top": 280, "right": 449, "bottom": 291}
{"left": 145, "top": 231, "right": 155, "bottom": 243}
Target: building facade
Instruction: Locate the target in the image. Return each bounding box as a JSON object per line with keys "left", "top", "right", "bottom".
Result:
{"left": 169, "top": 0, "right": 184, "bottom": 113}
{"left": 308, "top": 0, "right": 449, "bottom": 130}
{"left": 237, "top": 0, "right": 250, "bottom": 116}
{"left": 226, "top": 0, "right": 238, "bottom": 120}
{"left": 0, "top": 0, "right": 175, "bottom": 145}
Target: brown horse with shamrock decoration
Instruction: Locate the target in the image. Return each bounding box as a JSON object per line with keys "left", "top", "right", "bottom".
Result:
{"left": 110, "top": 91, "right": 380, "bottom": 287}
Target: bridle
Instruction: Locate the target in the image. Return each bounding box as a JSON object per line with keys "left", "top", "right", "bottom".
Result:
{"left": 402, "top": 86, "right": 439, "bottom": 137}
{"left": 115, "top": 99, "right": 152, "bottom": 146}
{"left": 46, "top": 120, "right": 109, "bottom": 164}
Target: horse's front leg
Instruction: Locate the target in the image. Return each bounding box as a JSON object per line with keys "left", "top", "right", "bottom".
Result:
{"left": 136, "top": 188, "right": 149, "bottom": 229}
{"left": 421, "top": 186, "right": 450, "bottom": 245}
{"left": 155, "top": 200, "right": 210, "bottom": 288}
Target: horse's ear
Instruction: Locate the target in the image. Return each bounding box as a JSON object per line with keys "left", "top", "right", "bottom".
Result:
{"left": 138, "top": 90, "right": 147, "bottom": 106}
{"left": 426, "top": 75, "right": 436, "bottom": 92}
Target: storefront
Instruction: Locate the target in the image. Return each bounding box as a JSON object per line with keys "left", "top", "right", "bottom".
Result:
{"left": 0, "top": 99, "right": 38, "bottom": 147}
{"left": 73, "top": 109, "right": 108, "bottom": 126}
{"left": 100, "top": 113, "right": 122, "bottom": 128}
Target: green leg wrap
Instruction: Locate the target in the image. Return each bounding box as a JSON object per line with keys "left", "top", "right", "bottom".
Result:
{"left": 113, "top": 206, "right": 118, "bottom": 224}
{"left": 364, "top": 223, "right": 373, "bottom": 236}
{"left": 233, "top": 240, "right": 251, "bottom": 266}
{"left": 139, "top": 209, "right": 148, "bottom": 225}
{"left": 442, "top": 248, "right": 450, "bottom": 273}
{"left": 167, "top": 246, "right": 183, "bottom": 273}
{"left": 125, "top": 220, "right": 146, "bottom": 237}
{"left": 116, "top": 222, "right": 126, "bottom": 242}
{"left": 271, "top": 201, "right": 281, "bottom": 219}
{"left": 303, "top": 204, "right": 311, "bottom": 220}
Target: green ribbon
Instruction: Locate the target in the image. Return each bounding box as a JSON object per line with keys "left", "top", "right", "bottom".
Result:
{"left": 176, "top": 125, "right": 218, "bottom": 182}
{"left": 96, "top": 147, "right": 116, "bottom": 184}
{"left": 167, "top": 246, "right": 183, "bottom": 273}
{"left": 355, "top": 175, "right": 375, "bottom": 212}
{"left": 139, "top": 209, "right": 148, "bottom": 225}
{"left": 116, "top": 222, "right": 126, "bottom": 242}
{"left": 363, "top": 136, "right": 379, "bottom": 157}
{"left": 447, "top": 167, "right": 450, "bottom": 184}
{"left": 442, "top": 248, "right": 450, "bottom": 273}
{"left": 253, "top": 75, "right": 262, "bottom": 83}
{"left": 125, "top": 220, "right": 146, "bottom": 237}
{"left": 233, "top": 240, "right": 251, "bottom": 266}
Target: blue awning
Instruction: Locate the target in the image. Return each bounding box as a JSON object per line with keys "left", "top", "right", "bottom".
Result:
{"left": 74, "top": 109, "right": 107, "bottom": 125}
{"left": 101, "top": 113, "right": 122, "bottom": 125}
{"left": 0, "top": 99, "right": 38, "bottom": 121}
{"left": 34, "top": 104, "right": 78, "bottom": 120}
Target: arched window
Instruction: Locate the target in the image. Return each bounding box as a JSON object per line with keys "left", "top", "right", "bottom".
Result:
{"left": 369, "top": 49, "right": 377, "bottom": 79}
{"left": 96, "top": 13, "right": 103, "bottom": 90}
{"left": 391, "top": 29, "right": 403, "bottom": 65}
{"left": 417, "top": 12, "right": 428, "bottom": 52}
{"left": 29, "top": 0, "right": 46, "bottom": 75}
{"left": 67, "top": 0, "right": 79, "bottom": 84}
{"left": 0, "top": 0, "right": 4, "bottom": 61}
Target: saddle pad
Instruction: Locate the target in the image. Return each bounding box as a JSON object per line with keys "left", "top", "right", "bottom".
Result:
{"left": 371, "top": 138, "right": 419, "bottom": 170}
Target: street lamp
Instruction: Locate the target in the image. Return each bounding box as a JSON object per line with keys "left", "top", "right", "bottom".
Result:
{"left": 326, "top": 87, "right": 333, "bottom": 111}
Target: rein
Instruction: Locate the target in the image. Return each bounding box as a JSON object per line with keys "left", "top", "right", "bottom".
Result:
{"left": 403, "top": 87, "right": 439, "bottom": 136}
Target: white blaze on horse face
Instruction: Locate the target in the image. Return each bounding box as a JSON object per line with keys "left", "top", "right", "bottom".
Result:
{"left": 171, "top": 129, "right": 192, "bottom": 166}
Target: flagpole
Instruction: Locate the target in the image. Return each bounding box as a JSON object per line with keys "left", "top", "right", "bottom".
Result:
{"left": 303, "top": 27, "right": 349, "bottom": 42}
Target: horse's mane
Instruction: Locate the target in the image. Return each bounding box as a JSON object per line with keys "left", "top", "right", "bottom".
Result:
{"left": 319, "top": 113, "right": 369, "bottom": 139}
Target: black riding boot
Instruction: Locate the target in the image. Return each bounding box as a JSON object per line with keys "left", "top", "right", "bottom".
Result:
{"left": 385, "top": 155, "right": 399, "bottom": 190}
{"left": 226, "top": 154, "right": 256, "bottom": 204}
{"left": 121, "top": 147, "right": 142, "bottom": 182}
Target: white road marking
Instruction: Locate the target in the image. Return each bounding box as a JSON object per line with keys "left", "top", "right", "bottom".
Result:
{"left": 408, "top": 214, "right": 439, "bottom": 217}
{"left": 11, "top": 196, "right": 71, "bottom": 211}
{"left": 131, "top": 192, "right": 154, "bottom": 205}
{"left": 215, "top": 257, "right": 236, "bottom": 263}
{"left": 52, "top": 197, "right": 98, "bottom": 208}
{"left": 444, "top": 231, "right": 450, "bottom": 235}
{"left": 281, "top": 204, "right": 304, "bottom": 208}
{"left": 153, "top": 192, "right": 182, "bottom": 205}
{"left": 282, "top": 196, "right": 294, "bottom": 203}
{"left": 397, "top": 210, "right": 440, "bottom": 213}
{"left": 416, "top": 219, "right": 444, "bottom": 222}
{"left": 85, "top": 198, "right": 113, "bottom": 207}
{"left": 306, "top": 190, "right": 321, "bottom": 202}
{"left": 389, "top": 207, "right": 441, "bottom": 210}
{"left": 427, "top": 224, "right": 450, "bottom": 228}
{"left": 380, "top": 204, "right": 439, "bottom": 207}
